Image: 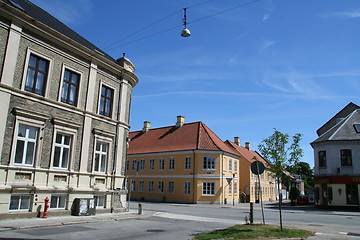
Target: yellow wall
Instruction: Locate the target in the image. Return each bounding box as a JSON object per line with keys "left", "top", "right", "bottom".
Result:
{"left": 126, "top": 151, "right": 240, "bottom": 204}
{"left": 238, "top": 158, "right": 277, "bottom": 203}
{"left": 249, "top": 170, "right": 277, "bottom": 203}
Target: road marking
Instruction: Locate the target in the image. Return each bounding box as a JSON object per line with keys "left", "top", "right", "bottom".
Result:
{"left": 154, "top": 212, "right": 242, "bottom": 224}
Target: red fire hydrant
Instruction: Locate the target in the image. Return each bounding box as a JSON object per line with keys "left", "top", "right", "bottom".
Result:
{"left": 43, "top": 197, "right": 49, "bottom": 218}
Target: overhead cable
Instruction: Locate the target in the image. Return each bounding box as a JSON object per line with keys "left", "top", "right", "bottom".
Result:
{"left": 107, "top": 0, "right": 262, "bottom": 49}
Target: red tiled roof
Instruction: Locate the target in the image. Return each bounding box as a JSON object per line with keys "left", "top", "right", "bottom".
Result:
{"left": 224, "top": 140, "right": 269, "bottom": 167}
{"left": 128, "top": 122, "right": 239, "bottom": 156}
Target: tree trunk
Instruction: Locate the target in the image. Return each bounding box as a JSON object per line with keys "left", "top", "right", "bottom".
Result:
{"left": 277, "top": 178, "right": 283, "bottom": 230}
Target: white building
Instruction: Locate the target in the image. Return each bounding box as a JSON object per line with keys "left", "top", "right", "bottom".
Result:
{"left": 311, "top": 103, "right": 360, "bottom": 208}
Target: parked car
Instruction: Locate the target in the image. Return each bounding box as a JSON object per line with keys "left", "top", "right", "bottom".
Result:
{"left": 296, "top": 195, "right": 309, "bottom": 205}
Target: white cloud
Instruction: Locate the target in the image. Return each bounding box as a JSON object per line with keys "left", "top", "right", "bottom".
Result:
{"left": 30, "top": 0, "right": 93, "bottom": 26}
{"left": 261, "top": 67, "right": 326, "bottom": 97}
{"left": 328, "top": 9, "right": 360, "bottom": 19}
{"left": 260, "top": 40, "right": 277, "bottom": 53}
{"left": 262, "top": 14, "right": 269, "bottom": 21}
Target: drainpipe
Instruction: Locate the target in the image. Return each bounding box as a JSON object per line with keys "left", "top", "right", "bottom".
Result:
{"left": 192, "top": 150, "right": 195, "bottom": 203}
{"left": 221, "top": 154, "right": 224, "bottom": 204}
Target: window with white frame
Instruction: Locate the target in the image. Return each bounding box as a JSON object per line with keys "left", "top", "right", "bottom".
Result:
{"left": 9, "top": 195, "right": 30, "bottom": 211}
{"left": 202, "top": 182, "right": 215, "bottom": 195}
{"left": 169, "top": 157, "right": 175, "bottom": 170}
{"left": 159, "top": 158, "right": 164, "bottom": 170}
{"left": 234, "top": 182, "right": 238, "bottom": 195}
{"left": 53, "top": 133, "right": 72, "bottom": 169}
{"left": 168, "top": 181, "right": 174, "bottom": 194}
{"left": 94, "top": 195, "right": 105, "bottom": 208}
{"left": 148, "top": 181, "right": 154, "bottom": 192}
{"left": 94, "top": 141, "right": 108, "bottom": 173}
{"left": 149, "top": 158, "right": 154, "bottom": 170}
{"left": 50, "top": 195, "right": 66, "bottom": 209}
{"left": 131, "top": 180, "right": 136, "bottom": 192}
{"left": 184, "top": 181, "right": 191, "bottom": 195}
{"left": 132, "top": 159, "right": 137, "bottom": 171}
{"left": 184, "top": 156, "right": 191, "bottom": 170}
{"left": 61, "top": 68, "right": 80, "bottom": 106}
{"left": 139, "top": 159, "right": 145, "bottom": 170}
{"left": 203, "top": 156, "right": 215, "bottom": 170}
{"left": 229, "top": 159, "right": 233, "bottom": 172}
{"left": 14, "top": 124, "right": 38, "bottom": 166}
{"left": 229, "top": 182, "right": 232, "bottom": 195}
{"left": 158, "top": 181, "right": 164, "bottom": 193}
{"left": 99, "top": 84, "right": 114, "bottom": 117}
{"left": 234, "top": 160, "right": 238, "bottom": 172}
{"left": 24, "top": 53, "right": 49, "bottom": 96}
{"left": 139, "top": 180, "right": 144, "bottom": 192}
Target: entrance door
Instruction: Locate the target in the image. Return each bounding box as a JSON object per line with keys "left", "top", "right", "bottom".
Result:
{"left": 321, "top": 184, "right": 328, "bottom": 206}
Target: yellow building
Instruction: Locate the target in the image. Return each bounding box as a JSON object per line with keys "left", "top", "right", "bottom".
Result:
{"left": 126, "top": 116, "right": 240, "bottom": 204}
{"left": 225, "top": 138, "right": 277, "bottom": 203}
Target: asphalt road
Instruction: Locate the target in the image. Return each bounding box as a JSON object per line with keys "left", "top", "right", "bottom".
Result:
{"left": 0, "top": 202, "right": 359, "bottom": 240}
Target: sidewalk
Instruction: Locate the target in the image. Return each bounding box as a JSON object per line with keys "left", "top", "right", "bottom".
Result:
{"left": 0, "top": 210, "right": 148, "bottom": 232}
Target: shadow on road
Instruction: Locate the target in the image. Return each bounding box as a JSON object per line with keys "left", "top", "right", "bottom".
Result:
{"left": 264, "top": 201, "right": 360, "bottom": 213}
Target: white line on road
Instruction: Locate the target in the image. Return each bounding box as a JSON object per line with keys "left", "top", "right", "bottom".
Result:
{"left": 154, "top": 212, "right": 243, "bottom": 224}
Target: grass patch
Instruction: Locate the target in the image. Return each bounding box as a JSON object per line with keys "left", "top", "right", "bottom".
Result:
{"left": 194, "top": 224, "right": 313, "bottom": 240}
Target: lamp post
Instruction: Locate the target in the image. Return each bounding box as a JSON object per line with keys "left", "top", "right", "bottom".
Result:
{"left": 181, "top": 8, "right": 191, "bottom": 37}
{"left": 233, "top": 173, "right": 235, "bottom": 206}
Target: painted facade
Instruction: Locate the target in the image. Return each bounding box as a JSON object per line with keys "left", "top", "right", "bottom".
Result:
{"left": 225, "top": 138, "right": 277, "bottom": 203}
{"left": 311, "top": 103, "right": 360, "bottom": 208}
{"left": 0, "top": 0, "right": 138, "bottom": 218}
{"left": 126, "top": 117, "right": 241, "bottom": 204}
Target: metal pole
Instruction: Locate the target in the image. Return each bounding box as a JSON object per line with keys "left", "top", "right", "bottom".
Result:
{"left": 233, "top": 173, "right": 235, "bottom": 206}
{"left": 249, "top": 202, "right": 253, "bottom": 224}
{"left": 256, "top": 162, "right": 265, "bottom": 225}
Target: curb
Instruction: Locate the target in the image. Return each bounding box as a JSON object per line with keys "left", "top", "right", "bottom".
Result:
{"left": 0, "top": 213, "right": 150, "bottom": 232}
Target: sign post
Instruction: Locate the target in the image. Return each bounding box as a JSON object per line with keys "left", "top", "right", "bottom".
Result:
{"left": 251, "top": 159, "right": 265, "bottom": 225}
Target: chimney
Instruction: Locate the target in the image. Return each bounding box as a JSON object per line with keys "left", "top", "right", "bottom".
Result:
{"left": 245, "top": 142, "right": 251, "bottom": 150}
{"left": 176, "top": 115, "right": 185, "bottom": 127}
{"left": 234, "top": 137, "right": 240, "bottom": 146}
{"left": 142, "top": 121, "right": 151, "bottom": 132}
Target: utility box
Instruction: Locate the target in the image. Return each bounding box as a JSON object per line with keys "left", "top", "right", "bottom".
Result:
{"left": 72, "top": 198, "right": 96, "bottom": 216}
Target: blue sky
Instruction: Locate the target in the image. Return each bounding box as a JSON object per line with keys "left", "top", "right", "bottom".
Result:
{"left": 31, "top": 0, "right": 360, "bottom": 167}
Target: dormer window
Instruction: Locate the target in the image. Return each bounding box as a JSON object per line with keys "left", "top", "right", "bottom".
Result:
{"left": 354, "top": 124, "right": 360, "bottom": 133}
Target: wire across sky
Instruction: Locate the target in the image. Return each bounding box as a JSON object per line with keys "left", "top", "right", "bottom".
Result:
{"left": 104, "top": 0, "right": 261, "bottom": 50}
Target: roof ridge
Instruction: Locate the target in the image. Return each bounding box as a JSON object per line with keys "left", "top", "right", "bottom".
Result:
{"left": 199, "top": 122, "right": 222, "bottom": 151}
{"left": 328, "top": 110, "right": 356, "bottom": 140}
{"left": 196, "top": 122, "right": 201, "bottom": 150}
{"left": 130, "top": 121, "right": 201, "bottom": 134}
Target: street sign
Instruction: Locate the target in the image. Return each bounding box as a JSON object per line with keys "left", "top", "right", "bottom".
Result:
{"left": 251, "top": 161, "right": 265, "bottom": 175}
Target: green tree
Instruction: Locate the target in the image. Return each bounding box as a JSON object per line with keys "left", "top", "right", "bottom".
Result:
{"left": 258, "top": 129, "right": 303, "bottom": 230}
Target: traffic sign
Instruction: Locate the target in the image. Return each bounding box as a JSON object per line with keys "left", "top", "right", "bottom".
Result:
{"left": 251, "top": 161, "right": 265, "bottom": 175}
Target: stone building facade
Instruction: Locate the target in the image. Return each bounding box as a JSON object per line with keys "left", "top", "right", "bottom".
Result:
{"left": 0, "top": 0, "right": 138, "bottom": 218}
